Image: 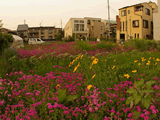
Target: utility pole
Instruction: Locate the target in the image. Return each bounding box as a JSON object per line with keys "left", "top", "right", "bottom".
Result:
{"left": 24, "top": 19, "right": 26, "bottom": 24}
{"left": 108, "top": 0, "right": 110, "bottom": 41}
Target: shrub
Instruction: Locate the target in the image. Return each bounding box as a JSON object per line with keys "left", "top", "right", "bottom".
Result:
{"left": 2, "top": 48, "right": 17, "bottom": 59}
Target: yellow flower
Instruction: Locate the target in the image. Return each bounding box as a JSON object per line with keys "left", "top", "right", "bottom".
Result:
{"left": 114, "top": 60, "right": 116, "bottom": 62}
{"left": 148, "top": 60, "right": 150, "bottom": 63}
{"left": 112, "top": 66, "right": 115, "bottom": 69}
{"left": 124, "top": 74, "right": 130, "bottom": 79}
{"left": 102, "top": 60, "right": 103, "bottom": 61}
{"left": 132, "top": 70, "right": 137, "bottom": 73}
{"left": 105, "top": 59, "right": 107, "bottom": 62}
{"left": 90, "top": 65, "right": 92, "bottom": 69}
{"left": 91, "top": 56, "right": 95, "bottom": 60}
{"left": 92, "top": 58, "right": 99, "bottom": 65}
{"left": 138, "top": 63, "right": 141, "bottom": 65}
{"left": 81, "top": 55, "right": 83, "bottom": 59}
{"left": 146, "top": 63, "right": 150, "bottom": 65}
{"left": 56, "top": 84, "right": 60, "bottom": 88}
{"left": 156, "top": 58, "right": 160, "bottom": 61}
{"left": 11, "top": 87, "right": 13, "bottom": 90}
{"left": 155, "top": 62, "right": 157, "bottom": 65}
{"left": 142, "top": 59, "right": 146, "bottom": 62}
{"left": 153, "top": 58, "right": 155, "bottom": 59}
{"left": 134, "top": 60, "right": 138, "bottom": 63}
{"left": 141, "top": 57, "right": 144, "bottom": 60}
{"left": 92, "top": 74, "right": 95, "bottom": 79}
{"left": 87, "top": 85, "right": 92, "bottom": 90}
{"left": 73, "top": 67, "right": 78, "bottom": 72}
{"left": 19, "top": 96, "right": 21, "bottom": 98}
{"left": 108, "top": 67, "right": 110, "bottom": 69}
{"left": 149, "top": 57, "right": 151, "bottom": 60}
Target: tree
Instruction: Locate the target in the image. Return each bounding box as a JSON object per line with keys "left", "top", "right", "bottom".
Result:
{"left": 111, "top": 27, "right": 116, "bottom": 38}
{"left": 0, "top": 20, "right": 3, "bottom": 32}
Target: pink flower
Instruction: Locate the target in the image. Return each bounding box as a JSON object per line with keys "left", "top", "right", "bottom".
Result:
{"left": 109, "top": 100, "right": 113, "bottom": 103}
{"left": 140, "top": 113, "right": 145, "bottom": 118}
{"left": 127, "top": 113, "right": 133, "bottom": 117}
{"left": 120, "top": 98, "right": 126, "bottom": 101}
{"left": 53, "top": 102, "right": 59, "bottom": 108}
{"left": 48, "top": 105, "right": 53, "bottom": 109}
{"left": 150, "top": 105, "right": 155, "bottom": 110}
{"left": 111, "top": 109, "right": 115, "bottom": 113}
{"left": 152, "top": 109, "right": 157, "bottom": 114}
{"left": 144, "top": 111, "right": 150, "bottom": 115}
{"left": 64, "top": 111, "right": 69, "bottom": 114}
{"left": 144, "top": 116, "right": 149, "bottom": 120}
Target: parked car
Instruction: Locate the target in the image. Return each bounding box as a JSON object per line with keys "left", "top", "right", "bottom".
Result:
{"left": 28, "top": 38, "right": 45, "bottom": 45}
{"left": 10, "top": 35, "right": 24, "bottom": 49}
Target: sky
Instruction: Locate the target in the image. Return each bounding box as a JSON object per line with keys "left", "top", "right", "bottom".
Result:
{"left": 0, "top": 0, "right": 158, "bottom": 30}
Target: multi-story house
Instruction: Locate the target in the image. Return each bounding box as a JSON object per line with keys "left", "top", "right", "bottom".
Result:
{"left": 17, "top": 24, "right": 29, "bottom": 41}
{"left": 28, "top": 26, "right": 62, "bottom": 40}
{"left": 116, "top": 1, "right": 158, "bottom": 43}
{"left": 64, "top": 18, "right": 89, "bottom": 40}
{"left": 153, "top": 0, "right": 160, "bottom": 41}
{"left": 64, "top": 17, "right": 106, "bottom": 40}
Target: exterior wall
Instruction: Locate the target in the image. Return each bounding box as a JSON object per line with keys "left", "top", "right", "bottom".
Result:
{"left": 153, "top": 0, "right": 160, "bottom": 41}
{"left": 28, "top": 27, "right": 61, "bottom": 40}
{"left": 117, "top": 2, "right": 157, "bottom": 42}
{"left": 64, "top": 19, "right": 72, "bottom": 38}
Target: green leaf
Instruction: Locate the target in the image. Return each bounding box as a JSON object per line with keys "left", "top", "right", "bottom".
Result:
{"left": 135, "top": 95, "right": 141, "bottom": 105}
{"left": 57, "top": 89, "right": 67, "bottom": 103}
{"left": 143, "top": 90, "right": 154, "bottom": 94}
{"left": 142, "top": 98, "right": 151, "bottom": 109}
{"left": 66, "top": 95, "right": 77, "bottom": 102}
{"left": 132, "top": 111, "right": 141, "bottom": 120}
{"left": 125, "top": 96, "right": 134, "bottom": 105}
{"left": 146, "top": 81, "right": 155, "bottom": 85}
{"left": 126, "top": 87, "right": 136, "bottom": 94}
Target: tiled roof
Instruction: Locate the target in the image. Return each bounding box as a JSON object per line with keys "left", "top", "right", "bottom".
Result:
{"left": 17, "top": 24, "right": 28, "bottom": 31}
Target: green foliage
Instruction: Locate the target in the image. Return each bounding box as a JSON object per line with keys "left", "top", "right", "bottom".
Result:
{"left": 2, "top": 48, "right": 17, "bottom": 59}
{"left": 126, "top": 79, "right": 155, "bottom": 109}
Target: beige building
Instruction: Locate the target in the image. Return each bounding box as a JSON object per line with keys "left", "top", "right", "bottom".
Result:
{"left": 28, "top": 26, "right": 61, "bottom": 40}
{"left": 64, "top": 17, "right": 106, "bottom": 40}
{"left": 153, "top": 0, "right": 160, "bottom": 41}
{"left": 116, "top": 1, "right": 158, "bottom": 43}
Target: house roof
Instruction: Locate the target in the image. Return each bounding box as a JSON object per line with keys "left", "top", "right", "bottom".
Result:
{"left": 28, "top": 26, "right": 61, "bottom": 29}
{"left": 118, "top": 2, "right": 147, "bottom": 10}
{"left": 1, "top": 28, "right": 17, "bottom": 35}
{"left": 17, "top": 24, "right": 28, "bottom": 32}
{"left": 104, "top": 20, "right": 117, "bottom": 24}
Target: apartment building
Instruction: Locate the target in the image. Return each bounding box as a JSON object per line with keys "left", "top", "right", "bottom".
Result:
{"left": 17, "top": 24, "right": 29, "bottom": 41}
{"left": 64, "top": 17, "right": 106, "bottom": 39}
{"left": 28, "top": 26, "right": 62, "bottom": 40}
{"left": 153, "top": 0, "right": 160, "bottom": 41}
{"left": 116, "top": 1, "right": 158, "bottom": 43}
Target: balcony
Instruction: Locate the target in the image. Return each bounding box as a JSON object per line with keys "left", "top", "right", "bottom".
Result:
{"left": 135, "top": 6, "right": 143, "bottom": 12}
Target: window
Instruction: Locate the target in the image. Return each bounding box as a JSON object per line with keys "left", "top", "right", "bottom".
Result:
{"left": 135, "top": 34, "right": 136, "bottom": 38}
{"left": 49, "top": 29, "right": 52, "bottom": 34}
{"left": 32, "top": 34, "right": 34, "bottom": 37}
{"left": 123, "top": 21, "right": 124, "bottom": 31}
{"left": 98, "top": 20, "right": 101, "bottom": 22}
{"left": 41, "top": 36, "right": 44, "bottom": 39}
{"left": 126, "top": 21, "right": 127, "bottom": 31}
{"left": 58, "top": 30, "right": 61, "bottom": 33}
{"left": 87, "top": 20, "right": 91, "bottom": 25}
{"left": 128, "top": 10, "right": 130, "bottom": 14}
{"left": 100, "top": 26, "right": 102, "bottom": 30}
{"left": 92, "top": 20, "right": 95, "bottom": 22}
{"left": 151, "top": 22, "right": 153, "bottom": 30}
{"left": 121, "top": 10, "right": 126, "bottom": 16}
{"left": 80, "top": 20, "right": 84, "bottom": 23}
{"left": 41, "top": 29, "right": 44, "bottom": 34}
{"left": 101, "top": 34, "right": 102, "bottom": 37}
{"left": 143, "top": 20, "right": 148, "bottom": 28}
{"left": 49, "top": 36, "right": 52, "bottom": 39}
{"left": 120, "top": 22, "right": 122, "bottom": 31}
{"left": 80, "top": 24, "right": 84, "bottom": 31}
{"left": 137, "top": 34, "right": 139, "bottom": 38}
{"left": 133, "top": 20, "right": 139, "bottom": 27}
{"left": 135, "top": 6, "right": 143, "bottom": 12}
{"left": 54, "top": 31, "right": 57, "bottom": 33}
{"left": 92, "top": 26, "right": 94, "bottom": 30}
{"left": 145, "top": 8, "right": 150, "bottom": 15}
{"left": 74, "top": 20, "right": 78, "bottom": 23}
{"left": 74, "top": 24, "right": 79, "bottom": 31}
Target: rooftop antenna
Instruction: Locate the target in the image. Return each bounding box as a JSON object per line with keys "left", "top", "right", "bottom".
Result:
{"left": 24, "top": 19, "right": 26, "bottom": 24}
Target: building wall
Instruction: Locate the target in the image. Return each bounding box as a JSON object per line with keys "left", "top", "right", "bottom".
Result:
{"left": 64, "top": 19, "right": 72, "bottom": 38}
{"left": 117, "top": 2, "right": 157, "bottom": 42}
{"left": 153, "top": 0, "right": 160, "bottom": 41}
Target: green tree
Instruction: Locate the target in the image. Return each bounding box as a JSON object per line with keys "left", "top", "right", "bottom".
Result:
{"left": 111, "top": 28, "right": 116, "bottom": 38}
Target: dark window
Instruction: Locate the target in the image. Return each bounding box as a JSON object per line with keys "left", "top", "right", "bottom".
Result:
{"left": 41, "top": 36, "right": 44, "bottom": 39}
{"left": 48, "top": 29, "right": 52, "bottom": 34}
{"left": 151, "top": 22, "right": 153, "bottom": 30}
{"left": 120, "top": 22, "right": 122, "bottom": 31}
{"left": 128, "top": 10, "right": 130, "bottom": 14}
{"left": 123, "top": 21, "right": 124, "bottom": 31}
{"left": 126, "top": 21, "right": 127, "bottom": 31}
{"left": 135, "top": 6, "right": 143, "bottom": 12}
{"left": 137, "top": 34, "right": 139, "bottom": 38}
{"left": 37, "top": 39, "right": 41, "bottom": 41}
{"left": 135, "top": 34, "right": 136, "bottom": 38}
{"left": 74, "top": 20, "right": 79, "bottom": 23}
{"left": 92, "top": 26, "right": 94, "bottom": 30}
{"left": 54, "top": 30, "right": 57, "bottom": 33}
{"left": 133, "top": 20, "right": 139, "bottom": 27}
{"left": 41, "top": 29, "right": 44, "bottom": 34}
{"left": 80, "top": 20, "right": 84, "bottom": 23}
{"left": 87, "top": 20, "right": 91, "bottom": 25}
{"left": 143, "top": 20, "right": 148, "bottom": 28}
{"left": 145, "top": 8, "right": 150, "bottom": 15}
{"left": 49, "top": 36, "right": 52, "bottom": 39}
{"left": 121, "top": 10, "right": 126, "bottom": 16}
{"left": 98, "top": 20, "right": 101, "bottom": 22}
{"left": 101, "top": 34, "right": 102, "bottom": 37}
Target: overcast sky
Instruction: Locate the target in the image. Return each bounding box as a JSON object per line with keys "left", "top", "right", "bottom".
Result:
{"left": 0, "top": 0, "right": 158, "bottom": 30}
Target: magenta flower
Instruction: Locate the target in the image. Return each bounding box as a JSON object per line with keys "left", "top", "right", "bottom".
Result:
{"left": 144, "top": 116, "right": 149, "bottom": 120}
{"left": 64, "top": 111, "right": 69, "bottom": 114}
{"left": 127, "top": 113, "right": 133, "bottom": 118}
{"left": 140, "top": 113, "right": 145, "bottom": 118}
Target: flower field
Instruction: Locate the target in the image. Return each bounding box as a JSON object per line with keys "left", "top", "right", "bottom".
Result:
{"left": 0, "top": 40, "right": 160, "bottom": 120}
